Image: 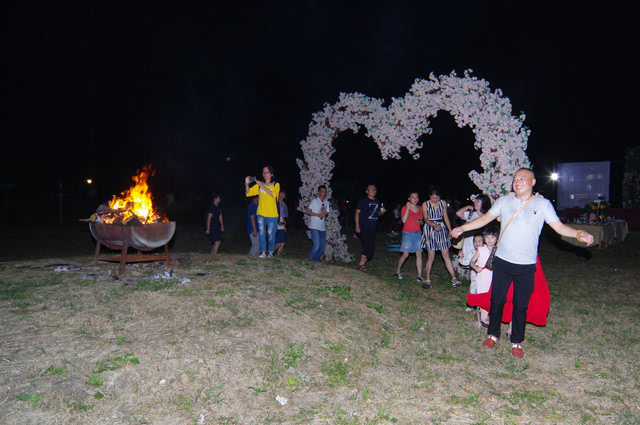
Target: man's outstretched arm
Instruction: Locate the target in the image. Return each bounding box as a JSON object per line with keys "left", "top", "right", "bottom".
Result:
{"left": 548, "top": 220, "right": 595, "bottom": 246}
{"left": 451, "top": 212, "right": 497, "bottom": 239}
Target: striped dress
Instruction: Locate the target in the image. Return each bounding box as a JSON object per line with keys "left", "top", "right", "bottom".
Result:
{"left": 421, "top": 199, "right": 452, "bottom": 250}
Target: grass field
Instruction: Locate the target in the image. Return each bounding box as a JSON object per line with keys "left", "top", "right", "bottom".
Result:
{"left": 0, "top": 213, "right": 638, "bottom": 424}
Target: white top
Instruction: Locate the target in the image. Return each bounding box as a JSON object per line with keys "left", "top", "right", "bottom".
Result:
{"left": 489, "top": 195, "right": 560, "bottom": 264}
{"left": 460, "top": 210, "right": 480, "bottom": 266}
{"left": 308, "top": 198, "right": 330, "bottom": 231}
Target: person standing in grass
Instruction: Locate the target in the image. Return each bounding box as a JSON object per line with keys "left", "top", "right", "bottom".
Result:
{"left": 394, "top": 191, "right": 425, "bottom": 284}
{"left": 469, "top": 226, "right": 499, "bottom": 327}
{"left": 205, "top": 193, "right": 224, "bottom": 256}
{"left": 452, "top": 168, "right": 595, "bottom": 358}
{"left": 246, "top": 196, "right": 260, "bottom": 256}
{"left": 306, "top": 185, "right": 330, "bottom": 262}
{"left": 245, "top": 165, "right": 280, "bottom": 258}
{"left": 274, "top": 190, "right": 288, "bottom": 256}
{"left": 355, "top": 184, "right": 385, "bottom": 273}
{"left": 421, "top": 186, "right": 461, "bottom": 289}
{"left": 456, "top": 194, "right": 492, "bottom": 274}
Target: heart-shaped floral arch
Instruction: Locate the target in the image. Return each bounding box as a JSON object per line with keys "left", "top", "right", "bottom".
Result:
{"left": 297, "top": 70, "right": 531, "bottom": 262}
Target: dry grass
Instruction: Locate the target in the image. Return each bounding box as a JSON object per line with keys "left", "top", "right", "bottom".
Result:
{"left": 0, "top": 225, "right": 639, "bottom": 424}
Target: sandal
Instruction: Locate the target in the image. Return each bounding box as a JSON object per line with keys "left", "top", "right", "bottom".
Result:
{"left": 421, "top": 279, "right": 431, "bottom": 290}
{"left": 451, "top": 278, "right": 462, "bottom": 288}
{"left": 357, "top": 265, "right": 369, "bottom": 273}
{"left": 477, "top": 308, "right": 489, "bottom": 328}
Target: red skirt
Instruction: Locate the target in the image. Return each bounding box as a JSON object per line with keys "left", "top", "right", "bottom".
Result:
{"left": 466, "top": 255, "right": 550, "bottom": 326}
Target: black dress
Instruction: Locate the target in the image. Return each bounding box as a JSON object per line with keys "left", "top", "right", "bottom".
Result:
{"left": 208, "top": 204, "right": 223, "bottom": 243}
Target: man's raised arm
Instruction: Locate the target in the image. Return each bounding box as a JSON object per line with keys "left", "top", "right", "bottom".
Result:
{"left": 451, "top": 212, "right": 497, "bottom": 239}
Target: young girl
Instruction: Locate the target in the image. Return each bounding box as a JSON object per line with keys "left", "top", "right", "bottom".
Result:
{"left": 470, "top": 226, "right": 499, "bottom": 327}
{"left": 394, "top": 191, "right": 425, "bottom": 283}
{"left": 245, "top": 165, "right": 280, "bottom": 258}
{"left": 469, "top": 234, "right": 484, "bottom": 294}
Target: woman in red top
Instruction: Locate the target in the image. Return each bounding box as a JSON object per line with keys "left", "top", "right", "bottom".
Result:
{"left": 394, "top": 191, "right": 427, "bottom": 285}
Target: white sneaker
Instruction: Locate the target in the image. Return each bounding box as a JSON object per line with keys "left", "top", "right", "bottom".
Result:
{"left": 258, "top": 252, "right": 267, "bottom": 258}
{"left": 267, "top": 253, "right": 274, "bottom": 258}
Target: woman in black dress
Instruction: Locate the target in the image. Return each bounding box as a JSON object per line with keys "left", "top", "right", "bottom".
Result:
{"left": 205, "top": 193, "right": 224, "bottom": 256}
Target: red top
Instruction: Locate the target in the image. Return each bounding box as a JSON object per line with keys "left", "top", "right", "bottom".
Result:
{"left": 401, "top": 206, "right": 423, "bottom": 233}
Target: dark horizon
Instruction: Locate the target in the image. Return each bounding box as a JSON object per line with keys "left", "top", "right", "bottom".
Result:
{"left": 4, "top": 1, "right": 635, "bottom": 211}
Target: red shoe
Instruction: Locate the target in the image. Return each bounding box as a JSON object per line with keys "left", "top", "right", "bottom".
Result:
{"left": 511, "top": 343, "right": 524, "bottom": 358}
{"left": 482, "top": 335, "right": 499, "bottom": 349}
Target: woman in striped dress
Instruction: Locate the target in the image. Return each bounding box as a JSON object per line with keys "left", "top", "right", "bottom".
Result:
{"left": 421, "top": 186, "right": 461, "bottom": 288}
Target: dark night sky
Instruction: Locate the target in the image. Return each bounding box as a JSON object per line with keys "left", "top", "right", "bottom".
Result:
{"left": 4, "top": 1, "right": 635, "bottom": 207}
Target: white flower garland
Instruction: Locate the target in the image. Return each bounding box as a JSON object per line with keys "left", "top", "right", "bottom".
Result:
{"left": 298, "top": 70, "right": 531, "bottom": 262}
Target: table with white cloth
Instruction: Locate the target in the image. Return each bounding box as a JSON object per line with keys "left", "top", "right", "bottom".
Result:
{"left": 561, "top": 221, "right": 629, "bottom": 248}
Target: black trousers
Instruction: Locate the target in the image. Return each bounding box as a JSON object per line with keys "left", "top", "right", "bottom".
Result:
{"left": 360, "top": 230, "right": 376, "bottom": 260}
{"left": 488, "top": 256, "right": 536, "bottom": 343}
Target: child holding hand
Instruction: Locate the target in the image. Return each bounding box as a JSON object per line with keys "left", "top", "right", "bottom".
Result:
{"left": 470, "top": 226, "right": 499, "bottom": 327}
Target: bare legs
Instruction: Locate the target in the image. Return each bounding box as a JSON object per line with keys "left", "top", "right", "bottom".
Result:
{"left": 424, "top": 248, "right": 456, "bottom": 282}
{"left": 396, "top": 252, "right": 423, "bottom": 278}
{"left": 396, "top": 252, "right": 410, "bottom": 275}
{"left": 211, "top": 240, "right": 221, "bottom": 256}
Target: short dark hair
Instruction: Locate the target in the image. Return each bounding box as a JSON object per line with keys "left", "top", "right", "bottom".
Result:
{"left": 484, "top": 226, "right": 499, "bottom": 238}
{"left": 318, "top": 185, "right": 327, "bottom": 191}
{"left": 516, "top": 168, "right": 535, "bottom": 179}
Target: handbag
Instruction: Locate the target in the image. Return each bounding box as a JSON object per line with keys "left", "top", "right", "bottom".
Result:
{"left": 484, "top": 196, "right": 534, "bottom": 271}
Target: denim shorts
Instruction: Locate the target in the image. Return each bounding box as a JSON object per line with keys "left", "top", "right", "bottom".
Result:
{"left": 401, "top": 231, "right": 423, "bottom": 253}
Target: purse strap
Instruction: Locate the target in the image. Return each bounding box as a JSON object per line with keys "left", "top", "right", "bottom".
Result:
{"left": 497, "top": 195, "right": 535, "bottom": 243}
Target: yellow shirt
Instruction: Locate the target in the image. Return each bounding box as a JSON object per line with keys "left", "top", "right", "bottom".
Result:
{"left": 246, "top": 182, "right": 280, "bottom": 217}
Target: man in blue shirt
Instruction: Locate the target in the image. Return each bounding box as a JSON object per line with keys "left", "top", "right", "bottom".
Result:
{"left": 246, "top": 196, "right": 259, "bottom": 256}
{"left": 355, "top": 184, "right": 385, "bottom": 273}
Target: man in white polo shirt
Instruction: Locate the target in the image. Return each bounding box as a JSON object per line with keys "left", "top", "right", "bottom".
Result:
{"left": 452, "top": 168, "right": 595, "bottom": 358}
{"left": 306, "top": 185, "right": 330, "bottom": 262}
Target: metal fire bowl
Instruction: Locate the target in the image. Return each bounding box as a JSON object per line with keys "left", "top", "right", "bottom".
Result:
{"left": 89, "top": 221, "right": 176, "bottom": 251}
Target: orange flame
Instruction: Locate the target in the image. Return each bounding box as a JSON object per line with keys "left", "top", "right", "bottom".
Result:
{"left": 104, "top": 165, "right": 167, "bottom": 224}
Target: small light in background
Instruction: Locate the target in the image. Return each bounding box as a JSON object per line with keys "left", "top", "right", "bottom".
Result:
{"left": 551, "top": 173, "right": 558, "bottom": 181}
{"left": 87, "top": 179, "right": 93, "bottom": 185}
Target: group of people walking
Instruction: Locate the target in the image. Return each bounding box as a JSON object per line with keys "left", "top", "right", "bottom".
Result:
{"left": 394, "top": 186, "right": 462, "bottom": 289}
{"left": 209, "top": 166, "right": 596, "bottom": 360}
{"left": 388, "top": 168, "right": 596, "bottom": 358}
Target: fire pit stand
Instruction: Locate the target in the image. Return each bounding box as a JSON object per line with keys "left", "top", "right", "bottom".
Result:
{"left": 89, "top": 221, "right": 176, "bottom": 274}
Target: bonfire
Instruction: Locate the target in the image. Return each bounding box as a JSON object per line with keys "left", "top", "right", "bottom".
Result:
{"left": 89, "top": 165, "right": 168, "bottom": 225}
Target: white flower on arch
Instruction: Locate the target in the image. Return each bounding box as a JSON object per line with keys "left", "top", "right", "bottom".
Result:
{"left": 297, "top": 70, "right": 531, "bottom": 262}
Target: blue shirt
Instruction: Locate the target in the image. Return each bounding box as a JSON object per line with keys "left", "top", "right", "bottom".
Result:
{"left": 246, "top": 202, "right": 258, "bottom": 235}
{"left": 356, "top": 197, "right": 380, "bottom": 233}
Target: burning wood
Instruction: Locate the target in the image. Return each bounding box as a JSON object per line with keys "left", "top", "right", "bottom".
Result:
{"left": 87, "top": 165, "right": 168, "bottom": 225}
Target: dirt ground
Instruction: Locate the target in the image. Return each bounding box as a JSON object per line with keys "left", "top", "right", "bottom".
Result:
{"left": 1, "top": 218, "right": 639, "bottom": 424}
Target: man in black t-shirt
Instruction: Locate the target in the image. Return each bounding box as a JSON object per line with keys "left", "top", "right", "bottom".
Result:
{"left": 355, "top": 184, "right": 385, "bottom": 273}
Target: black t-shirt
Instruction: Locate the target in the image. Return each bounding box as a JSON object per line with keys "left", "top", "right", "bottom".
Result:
{"left": 356, "top": 197, "right": 380, "bottom": 233}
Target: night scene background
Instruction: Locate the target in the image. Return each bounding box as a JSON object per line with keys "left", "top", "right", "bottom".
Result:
{"left": 3, "top": 1, "right": 635, "bottom": 226}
